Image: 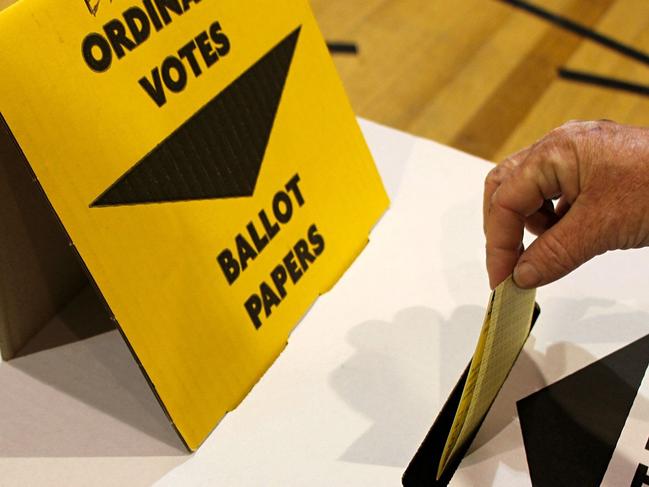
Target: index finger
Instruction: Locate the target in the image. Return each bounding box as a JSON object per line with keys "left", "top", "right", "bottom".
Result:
{"left": 483, "top": 146, "right": 531, "bottom": 235}
{"left": 485, "top": 151, "right": 561, "bottom": 288}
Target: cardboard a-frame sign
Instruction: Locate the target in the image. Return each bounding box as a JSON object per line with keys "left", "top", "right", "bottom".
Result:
{"left": 0, "top": 0, "right": 388, "bottom": 450}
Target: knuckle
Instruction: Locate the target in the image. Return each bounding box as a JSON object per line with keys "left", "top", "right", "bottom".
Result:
{"left": 501, "top": 156, "right": 521, "bottom": 171}
{"left": 485, "top": 164, "right": 507, "bottom": 187}
{"left": 573, "top": 119, "right": 618, "bottom": 138}
{"left": 540, "top": 128, "right": 581, "bottom": 169}
{"left": 562, "top": 119, "right": 582, "bottom": 130}
{"left": 552, "top": 121, "right": 579, "bottom": 136}
{"left": 552, "top": 120, "right": 610, "bottom": 142}
{"left": 486, "top": 152, "right": 528, "bottom": 188}
{"left": 543, "top": 127, "right": 572, "bottom": 153}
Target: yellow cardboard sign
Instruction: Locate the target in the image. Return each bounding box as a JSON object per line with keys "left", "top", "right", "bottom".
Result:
{"left": 0, "top": 0, "right": 388, "bottom": 449}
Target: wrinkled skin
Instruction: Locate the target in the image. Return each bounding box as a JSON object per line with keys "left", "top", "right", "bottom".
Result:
{"left": 483, "top": 120, "right": 649, "bottom": 289}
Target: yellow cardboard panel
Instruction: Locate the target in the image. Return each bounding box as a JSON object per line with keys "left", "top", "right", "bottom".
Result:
{"left": 0, "top": 0, "right": 388, "bottom": 449}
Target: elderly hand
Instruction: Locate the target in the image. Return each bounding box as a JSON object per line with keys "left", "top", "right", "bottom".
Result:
{"left": 483, "top": 120, "right": 649, "bottom": 289}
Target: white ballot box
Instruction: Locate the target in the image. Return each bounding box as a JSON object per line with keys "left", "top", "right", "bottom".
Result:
{"left": 1, "top": 120, "right": 648, "bottom": 486}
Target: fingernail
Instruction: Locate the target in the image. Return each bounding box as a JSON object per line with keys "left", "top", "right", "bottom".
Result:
{"left": 513, "top": 262, "right": 542, "bottom": 288}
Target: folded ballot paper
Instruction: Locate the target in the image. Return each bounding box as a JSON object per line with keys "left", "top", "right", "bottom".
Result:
{"left": 404, "top": 276, "right": 538, "bottom": 486}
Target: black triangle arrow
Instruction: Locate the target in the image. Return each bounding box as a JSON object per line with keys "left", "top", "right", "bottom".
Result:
{"left": 91, "top": 26, "right": 301, "bottom": 207}
{"left": 517, "top": 333, "right": 649, "bottom": 487}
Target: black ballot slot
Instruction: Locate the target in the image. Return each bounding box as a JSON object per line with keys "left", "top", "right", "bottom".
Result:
{"left": 403, "top": 304, "right": 541, "bottom": 487}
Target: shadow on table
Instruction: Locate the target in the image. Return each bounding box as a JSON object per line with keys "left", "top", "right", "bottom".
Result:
{"left": 0, "top": 286, "right": 187, "bottom": 458}
{"left": 329, "top": 305, "right": 484, "bottom": 468}
{"left": 331, "top": 298, "right": 649, "bottom": 483}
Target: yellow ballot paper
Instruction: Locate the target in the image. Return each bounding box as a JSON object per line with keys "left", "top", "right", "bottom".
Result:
{"left": 437, "top": 276, "right": 536, "bottom": 478}
{"left": 0, "top": 0, "right": 388, "bottom": 449}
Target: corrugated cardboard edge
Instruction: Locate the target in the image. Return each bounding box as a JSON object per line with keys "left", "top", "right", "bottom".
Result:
{"left": 0, "top": 114, "right": 191, "bottom": 451}
{"left": 0, "top": 116, "right": 87, "bottom": 359}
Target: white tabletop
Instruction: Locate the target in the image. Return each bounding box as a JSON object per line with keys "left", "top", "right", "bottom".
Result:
{"left": 1, "top": 120, "right": 648, "bottom": 486}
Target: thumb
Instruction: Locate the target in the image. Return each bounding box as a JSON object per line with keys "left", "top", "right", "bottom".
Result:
{"left": 513, "top": 204, "right": 603, "bottom": 288}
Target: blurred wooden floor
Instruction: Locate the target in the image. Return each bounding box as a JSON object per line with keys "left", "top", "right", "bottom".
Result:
{"left": 311, "top": 0, "right": 649, "bottom": 162}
